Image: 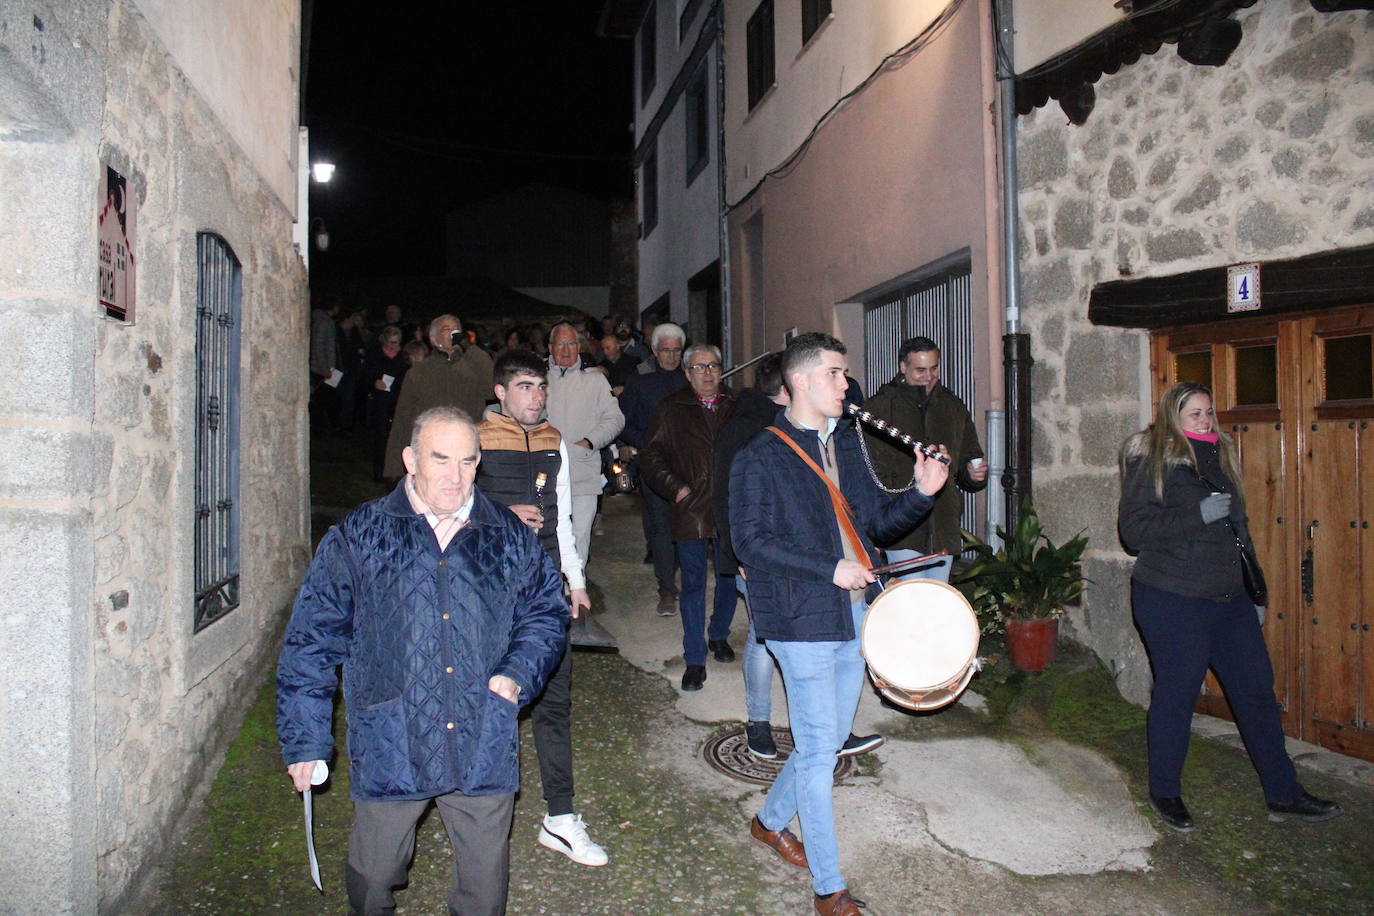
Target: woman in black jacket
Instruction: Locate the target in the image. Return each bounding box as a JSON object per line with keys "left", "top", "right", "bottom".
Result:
{"left": 1119, "top": 381, "right": 1340, "bottom": 832}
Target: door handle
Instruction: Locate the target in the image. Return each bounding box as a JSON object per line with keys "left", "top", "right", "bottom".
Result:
{"left": 1301, "top": 547, "right": 1314, "bottom": 605}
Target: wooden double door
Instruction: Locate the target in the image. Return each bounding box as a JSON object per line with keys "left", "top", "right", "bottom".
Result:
{"left": 1155, "top": 306, "right": 1374, "bottom": 762}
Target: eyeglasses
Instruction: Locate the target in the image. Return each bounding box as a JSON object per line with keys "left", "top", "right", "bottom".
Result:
{"left": 686, "top": 362, "right": 721, "bottom": 373}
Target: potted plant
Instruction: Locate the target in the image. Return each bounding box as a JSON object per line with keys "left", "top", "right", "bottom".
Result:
{"left": 954, "top": 501, "right": 1088, "bottom": 672}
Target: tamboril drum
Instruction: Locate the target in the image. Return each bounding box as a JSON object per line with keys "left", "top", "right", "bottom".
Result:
{"left": 861, "top": 579, "right": 980, "bottom": 711}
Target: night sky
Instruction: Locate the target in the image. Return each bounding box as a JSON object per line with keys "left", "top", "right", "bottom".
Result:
{"left": 304, "top": 2, "right": 632, "bottom": 283}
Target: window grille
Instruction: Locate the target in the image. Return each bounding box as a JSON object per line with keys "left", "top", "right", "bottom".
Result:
{"left": 640, "top": 2, "right": 657, "bottom": 105}
{"left": 684, "top": 62, "right": 710, "bottom": 185}
{"left": 194, "top": 232, "right": 242, "bottom": 632}
{"left": 641, "top": 145, "right": 659, "bottom": 237}
{"left": 802, "top": 0, "right": 831, "bottom": 44}
{"left": 746, "top": 0, "right": 775, "bottom": 110}
{"left": 862, "top": 260, "right": 977, "bottom": 539}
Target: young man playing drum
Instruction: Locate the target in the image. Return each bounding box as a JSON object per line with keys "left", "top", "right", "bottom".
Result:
{"left": 729, "top": 332, "right": 948, "bottom": 916}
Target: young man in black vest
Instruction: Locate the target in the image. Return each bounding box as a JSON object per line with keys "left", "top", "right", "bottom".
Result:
{"left": 476, "top": 349, "right": 607, "bottom": 867}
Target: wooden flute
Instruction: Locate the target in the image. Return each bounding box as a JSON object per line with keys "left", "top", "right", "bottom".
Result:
{"left": 845, "top": 403, "right": 951, "bottom": 464}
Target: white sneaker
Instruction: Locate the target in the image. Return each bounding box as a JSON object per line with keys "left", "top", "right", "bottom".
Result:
{"left": 539, "top": 813, "right": 609, "bottom": 866}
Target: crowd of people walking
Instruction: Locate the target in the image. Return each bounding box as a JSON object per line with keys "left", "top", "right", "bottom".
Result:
{"left": 290, "top": 312, "right": 1342, "bottom": 915}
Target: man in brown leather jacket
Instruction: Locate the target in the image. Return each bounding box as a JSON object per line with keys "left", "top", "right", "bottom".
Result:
{"left": 641, "top": 343, "right": 738, "bottom": 691}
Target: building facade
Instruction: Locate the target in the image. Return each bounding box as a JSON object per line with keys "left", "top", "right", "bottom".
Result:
{"left": 722, "top": 0, "right": 1003, "bottom": 534}
{"left": 0, "top": 0, "right": 309, "bottom": 909}
{"left": 1012, "top": 0, "right": 1374, "bottom": 761}
{"left": 617, "top": 0, "right": 726, "bottom": 345}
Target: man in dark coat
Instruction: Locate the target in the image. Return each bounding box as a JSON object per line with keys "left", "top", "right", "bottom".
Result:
{"left": 383, "top": 314, "right": 494, "bottom": 479}
{"left": 277, "top": 406, "right": 566, "bottom": 915}
{"left": 730, "top": 332, "right": 947, "bottom": 915}
{"left": 616, "top": 322, "right": 687, "bottom": 614}
{"left": 861, "top": 335, "right": 986, "bottom": 581}
{"left": 641, "top": 342, "right": 738, "bottom": 691}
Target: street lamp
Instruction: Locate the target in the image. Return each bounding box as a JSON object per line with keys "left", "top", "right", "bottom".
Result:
{"left": 311, "top": 161, "right": 335, "bottom": 184}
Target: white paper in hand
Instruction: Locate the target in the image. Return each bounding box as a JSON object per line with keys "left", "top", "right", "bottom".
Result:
{"left": 325, "top": 368, "right": 343, "bottom": 388}
{"left": 381, "top": 373, "right": 395, "bottom": 392}
{"left": 304, "top": 760, "right": 328, "bottom": 892}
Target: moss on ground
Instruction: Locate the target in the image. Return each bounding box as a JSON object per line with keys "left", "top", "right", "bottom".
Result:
{"left": 150, "top": 649, "right": 782, "bottom": 914}
{"left": 1038, "top": 664, "right": 1372, "bottom": 915}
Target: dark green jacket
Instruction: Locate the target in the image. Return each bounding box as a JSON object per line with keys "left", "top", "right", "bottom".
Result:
{"left": 862, "top": 381, "right": 985, "bottom": 553}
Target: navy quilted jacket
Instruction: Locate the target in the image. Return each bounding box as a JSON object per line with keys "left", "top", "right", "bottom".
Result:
{"left": 276, "top": 482, "right": 567, "bottom": 801}
{"left": 729, "top": 411, "right": 935, "bottom": 642}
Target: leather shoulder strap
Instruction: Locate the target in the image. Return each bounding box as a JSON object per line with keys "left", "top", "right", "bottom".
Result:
{"left": 764, "top": 426, "right": 872, "bottom": 570}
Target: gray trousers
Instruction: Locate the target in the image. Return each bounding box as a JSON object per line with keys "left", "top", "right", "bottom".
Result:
{"left": 346, "top": 790, "right": 513, "bottom": 916}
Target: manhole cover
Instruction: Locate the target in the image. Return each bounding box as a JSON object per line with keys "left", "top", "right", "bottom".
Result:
{"left": 703, "top": 726, "right": 855, "bottom": 786}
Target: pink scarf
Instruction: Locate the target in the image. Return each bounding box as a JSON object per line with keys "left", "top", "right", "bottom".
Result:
{"left": 1184, "top": 429, "right": 1219, "bottom": 444}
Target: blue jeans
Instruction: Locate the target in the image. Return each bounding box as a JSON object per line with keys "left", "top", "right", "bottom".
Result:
{"left": 760, "top": 599, "right": 867, "bottom": 896}
{"left": 677, "top": 538, "right": 738, "bottom": 666}
{"left": 884, "top": 548, "right": 952, "bottom": 583}
{"left": 737, "top": 576, "right": 778, "bottom": 722}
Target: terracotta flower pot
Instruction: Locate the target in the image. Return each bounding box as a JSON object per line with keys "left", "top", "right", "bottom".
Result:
{"left": 1006, "top": 616, "right": 1058, "bottom": 672}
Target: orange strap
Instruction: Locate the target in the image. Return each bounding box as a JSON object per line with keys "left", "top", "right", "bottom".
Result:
{"left": 765, "top": 426, "right": 873, "bottom": 570}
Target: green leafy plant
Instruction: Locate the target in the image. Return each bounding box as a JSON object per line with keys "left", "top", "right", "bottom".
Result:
{"left": 955, "top": 501, "right": 1088, "bottom": 635}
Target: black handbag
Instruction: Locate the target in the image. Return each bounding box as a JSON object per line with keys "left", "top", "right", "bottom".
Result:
{"left": 1196, "top": 466, "right": 1268, "bottom": 606}
{"left": 1237, "top": 537, "right": 1268, "bottom": 607}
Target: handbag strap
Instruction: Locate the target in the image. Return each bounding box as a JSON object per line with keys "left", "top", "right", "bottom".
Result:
{"left": 765, "top": 426, "right": 872, "bottom": 570}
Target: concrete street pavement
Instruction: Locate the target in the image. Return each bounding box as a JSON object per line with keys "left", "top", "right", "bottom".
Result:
{"left": 150, "top": 489, "right": 1374, "bottom": 914}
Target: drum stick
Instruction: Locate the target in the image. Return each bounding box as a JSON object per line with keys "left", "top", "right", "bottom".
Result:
{"left": 870, "top": 551, "right": 950, "bottom": 578}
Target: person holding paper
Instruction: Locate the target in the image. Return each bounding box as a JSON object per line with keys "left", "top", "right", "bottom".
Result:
{"left": 277, "top": 406, "right": 566, "bottom": 915}
{"left": 362, "top": 325, "right": 409, "bottom": 482}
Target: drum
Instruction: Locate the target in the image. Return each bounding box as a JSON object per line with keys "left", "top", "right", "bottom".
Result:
{"left": 860, "top": 579, "right": 981, "bottom": 711}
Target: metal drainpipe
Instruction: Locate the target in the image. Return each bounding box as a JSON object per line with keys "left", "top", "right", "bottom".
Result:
{"left": 996, "top": 0, "right": 1032, "bottom": 532}
{"left": 713, "top": 4, "right": 732, "bottom": 366}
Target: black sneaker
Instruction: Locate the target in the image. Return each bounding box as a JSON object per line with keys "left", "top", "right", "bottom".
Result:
{"left": 681, "top": 665, "right": 706, "bottom": 691}
{"left": 709, "top": 639, "right": 736, "bottom": 662}
{"left": 1267, "top": 792, "right": 1344, "bottom": 823}
{"left": 1149, "top": 794, "right": 1195, "bottom": 832}
{"left": 745, "top": 721, "right": 778, "bottom": 759}
{"left": 838, "top": 733, "right": 884, "bottom": 757}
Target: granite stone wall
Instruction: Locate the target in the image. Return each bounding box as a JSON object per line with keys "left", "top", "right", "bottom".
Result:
{"left": 1014, "top": 1, "right": 1374, "bottom": 705}
{"left": 0, "top": 1, "right": 308, "bottom": 910}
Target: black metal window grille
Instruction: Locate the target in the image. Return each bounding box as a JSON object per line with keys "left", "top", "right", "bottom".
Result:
{"left": 746, "top": 0, "right": 775, "bottom": 110}
{"left": 685, "top": 62, "right": 710, "bottom": 185}
{"left": 640, "top": 2, "right": 657, "bottom": 105}
{"left": 194, "top": 232, "right": 242, "bottom": 632}
{"left": 679, "top": 0, "right": 706, "bottom": 40}
{"left": 863, "top": 259, "right": 976, "bottom": 536}
{"left": 641, "top": 144, "right": 659, "bottom": 237}
{"left": 802, "top": 0, "right": 831, "bottom": 44}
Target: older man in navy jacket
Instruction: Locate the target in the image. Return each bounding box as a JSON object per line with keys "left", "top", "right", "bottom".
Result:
{"left": 277, "top": 406, "right": 566, "bottom": 916}
{"left": 730, "top": 333, "right": 948, "bottom": 916}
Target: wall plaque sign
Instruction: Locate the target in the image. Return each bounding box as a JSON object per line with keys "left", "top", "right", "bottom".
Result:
{"left": 98, "top": 164, "right": 136, "bottom": 322}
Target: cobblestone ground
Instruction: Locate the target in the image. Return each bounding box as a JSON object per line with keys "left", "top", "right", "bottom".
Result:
{"left": 148, "top": 434, "right": 1374, "bottom": 914}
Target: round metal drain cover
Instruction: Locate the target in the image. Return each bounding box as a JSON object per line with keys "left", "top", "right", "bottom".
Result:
{"left": 703, "top": 726, "right": 854, "bottom": 786}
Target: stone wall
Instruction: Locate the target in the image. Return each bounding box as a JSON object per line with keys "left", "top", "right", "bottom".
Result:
{"left": 1014, "top": 1, "right": 1374, "bottom": 705}
{"left": 0, "top": 1, "right": 308, "bottom": 911}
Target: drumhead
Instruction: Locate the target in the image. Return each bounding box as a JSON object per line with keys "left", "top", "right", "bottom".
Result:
{"left": 862, "top": 579, "right": 979, "bottom": 692}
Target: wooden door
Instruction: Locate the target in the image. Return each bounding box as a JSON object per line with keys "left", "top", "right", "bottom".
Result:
{"left": 1298, "top": 309, "right": 1374, "bottom": 760}
{"left": 1153, "top": 307, "right": 1374, "bottom": 761}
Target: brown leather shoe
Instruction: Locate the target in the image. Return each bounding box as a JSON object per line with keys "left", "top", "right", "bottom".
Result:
{"left": 814, "top": 889, "right": 866, "bottom": 915}
{"left": 749, "top": 815, "right": 808, "bottom": 868}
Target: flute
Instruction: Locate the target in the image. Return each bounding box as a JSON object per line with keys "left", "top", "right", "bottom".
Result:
{"left": 846, "top": 403, "right": 951, "bottom": 464}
